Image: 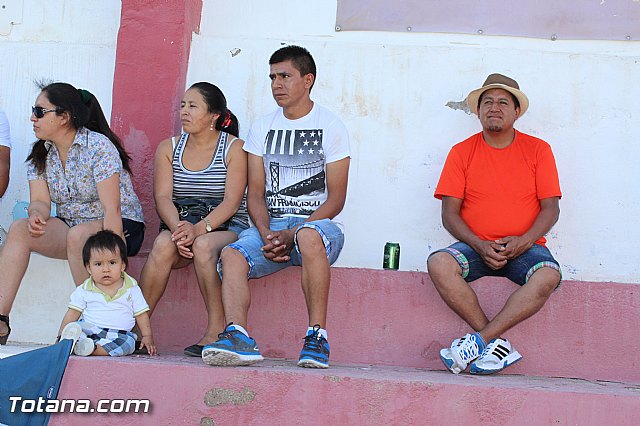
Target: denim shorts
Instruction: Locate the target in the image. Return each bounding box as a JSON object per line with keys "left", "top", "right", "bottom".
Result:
{"left": 228, "top": 223, "right": 249, "bottom": 237}
{"left": 430, "top": 241, "right": 561, "bottom": 286}
{"left": 219, "top": 217, "right": 344, "bottom": 279}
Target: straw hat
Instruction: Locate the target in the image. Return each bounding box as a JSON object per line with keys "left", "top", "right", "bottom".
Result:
{"left": 466, "top": 73, "right": 529, "bottom": 116}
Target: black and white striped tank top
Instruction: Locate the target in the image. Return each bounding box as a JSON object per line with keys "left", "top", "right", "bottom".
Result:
{"left": 172, "top": 132, "right": 249, "bottom": 228}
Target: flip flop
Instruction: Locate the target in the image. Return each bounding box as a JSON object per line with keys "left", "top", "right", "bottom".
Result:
{"left": 133, "top": 340, "right": 149, "bottom": 355}
{"left": 184, "top": 344, "right": 204, "bottom": 357}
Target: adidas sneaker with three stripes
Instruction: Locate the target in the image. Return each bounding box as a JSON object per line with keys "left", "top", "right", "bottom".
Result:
{"left": 470, "top": 337, "right": 522, "bottom": 374}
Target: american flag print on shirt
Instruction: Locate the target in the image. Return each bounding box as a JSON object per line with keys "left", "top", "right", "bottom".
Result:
{"left": 262, "top": 128, "right": 326, "bottom": 217}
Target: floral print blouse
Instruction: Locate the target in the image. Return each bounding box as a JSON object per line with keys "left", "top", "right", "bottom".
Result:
{"left": 27, "top": 127, "right": 144, "bottom": 227}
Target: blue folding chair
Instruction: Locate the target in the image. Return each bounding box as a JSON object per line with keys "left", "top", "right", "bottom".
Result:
{"left": 0, "top": 339, "right": 73, "bottom": 426}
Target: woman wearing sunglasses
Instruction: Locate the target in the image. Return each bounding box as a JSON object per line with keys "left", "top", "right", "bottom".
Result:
{"left": 0, "top": 82, "right": 144, "bottom": 344}
{"left": 137, "top": 82, "right": 249, "bottom": 356}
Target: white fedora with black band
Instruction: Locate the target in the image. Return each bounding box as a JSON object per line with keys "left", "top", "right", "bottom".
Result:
{"left": 466, "top": 73, "right": 529, "bottom": 116}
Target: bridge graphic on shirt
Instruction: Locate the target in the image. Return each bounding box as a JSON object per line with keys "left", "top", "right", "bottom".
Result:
{"left": 267, "top": 159, "right": 325, "bottom": 197}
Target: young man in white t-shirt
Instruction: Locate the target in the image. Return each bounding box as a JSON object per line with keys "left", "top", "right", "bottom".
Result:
{"left": 203, "top": 45, "right": 350, "bottom": 369}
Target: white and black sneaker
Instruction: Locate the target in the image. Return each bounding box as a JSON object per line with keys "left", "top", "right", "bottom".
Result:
{"left": 470, "top": 338, "right": 522, "bottom": 375}
{"left": 440, "top": 333, "right": 484, "bottom": 374}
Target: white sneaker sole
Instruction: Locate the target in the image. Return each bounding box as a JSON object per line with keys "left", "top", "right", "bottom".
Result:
{"left": 470, "top": 350, "right": 523, "bottom": 375}
{"left": 60, "top": 322, "right": 82, "bottom": 342}
{"left": 297, "top": 358, "right": 329, "bottom": 369}
{"left": 74, "top": 337, "right": 95, "bottom": 357}
{"left": 201, "top": 348, "right": 263, "bottom": 366}
{"left": 440, "top": 348, "right": 464, "bottom": 374}
{"left": 60, "top": 322, "right": 83, "bottom": 355}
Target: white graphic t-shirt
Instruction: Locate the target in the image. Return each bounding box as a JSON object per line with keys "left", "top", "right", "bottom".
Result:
{"left": 245, "top": 103, "right": 350, "bottom": 226}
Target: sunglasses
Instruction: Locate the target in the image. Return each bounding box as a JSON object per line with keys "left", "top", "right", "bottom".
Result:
{"left": 32, "top": 106, "right": 58, "bottom": 119}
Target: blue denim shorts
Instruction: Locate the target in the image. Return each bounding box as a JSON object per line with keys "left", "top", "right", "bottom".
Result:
{"left": 219, "top": 217, "right": 344, "bottom": 279}
{"left": 228, "top": 223, "right": 249, "bottom": 236}
{"left": 430, "top": 241, "right": 561, "bottom": 286}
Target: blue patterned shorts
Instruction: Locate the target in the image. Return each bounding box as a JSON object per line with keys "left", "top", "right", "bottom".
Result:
{"left": 78, "top": 320, "right": 137, "bottom": 357}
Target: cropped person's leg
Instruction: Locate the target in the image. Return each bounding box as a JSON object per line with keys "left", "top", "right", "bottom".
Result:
{"left": 469, "top": 245, "right": 561, "bottom": 375}
{"left": 469, "top": 266, "right": 559, "bottom": 375}
{"left": 0, "top": 218, "right": 69, "bottom": 336}
{"left": 428, "top": 243, "right": 494, "bottom": 374}
{"left": 479, "top": 267, "right": 560, "bottom": 343}
{"left": 202, "top": 226, "right": 287, "bottom": 366}
{"left": 201, "top": 246, "right": 257, "bottom": 366}
{"left": 65, "top": 220, "right": 104, "bottom": 285}
{"left": 218, "top": 245, "right": 251, "bottom": 329}
{"left": 427, "top": 251, "right": 489, "bottom": 331}
{"left": 296, "top": 227, "right": 331, "bottom": 328}
{"left": 91, "top": 346, "right": 109, "bottom": 356}
{"left": 191, "top": 230, "right": 238, "bottom": 346}
{"left": 294, "top": 220, "right": 344, "bottom": 369}
{"left": 139, "top": 231, "right": 190, "bottom": 316}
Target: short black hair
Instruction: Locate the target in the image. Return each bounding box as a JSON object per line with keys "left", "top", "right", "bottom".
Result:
{"left": 269, "top": 45, "right": 316, "bottom": 91}
{"left": 82, "top": 230, "right": 128, "bottom": 267}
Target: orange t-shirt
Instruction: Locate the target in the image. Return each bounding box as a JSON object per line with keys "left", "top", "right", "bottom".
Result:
{"left": 434, "top": 131, "right": 561, "bottom": 246}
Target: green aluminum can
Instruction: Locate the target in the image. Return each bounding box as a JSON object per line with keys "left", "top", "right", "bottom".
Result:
{"left": 383, "top": 242, "right": 400, "bottom": 270}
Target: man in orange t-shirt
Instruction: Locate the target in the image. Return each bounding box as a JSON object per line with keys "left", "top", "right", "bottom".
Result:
{"left": 428, "top": 74, "right": 562, "bottom": 375}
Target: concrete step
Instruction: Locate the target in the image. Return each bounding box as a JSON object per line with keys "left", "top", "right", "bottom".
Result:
{"left": 126, "top": 258, "right": 640, "bottom": 384}
{"left": 50, "top": 355, "right": 640, "bottom": 426}
{"left": 0, "top": 342, "right": 46, "bottom": 359}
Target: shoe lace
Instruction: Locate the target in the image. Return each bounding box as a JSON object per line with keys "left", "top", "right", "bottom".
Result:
{"left": 458, "top": 335, "right": 480, "bottom": 362}
{"left": 303, "top": 324, "right": 325, "bottom": 350}
{"left": 217, "top": 322, "right": 237, "bottom": 340}
{"left": 479, "top": 340, "right": 497, "bottom": 357}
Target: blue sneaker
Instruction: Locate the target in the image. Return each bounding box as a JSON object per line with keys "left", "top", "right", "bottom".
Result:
{"left": 470, "top": 338, "right": 522, "bottom": 375}
{"left": 439, "top": 333, "right": 484, "bottom": 374}
{"left": 202, "top": 324, "right": 264, "bottom": 366}
{"left": 297, "top": 325, "right": 330, "bottom": 369}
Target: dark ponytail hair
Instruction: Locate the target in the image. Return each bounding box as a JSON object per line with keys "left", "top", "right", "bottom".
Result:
{"left": 189, "top": 82, "right": 239, "bottom": 137}
{"left": 27, "top": 82, "right": 132, "bottom": 174}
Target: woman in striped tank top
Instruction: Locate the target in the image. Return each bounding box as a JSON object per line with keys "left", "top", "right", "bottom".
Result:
{"left": 138, "top": 83, "right": 249, "bottom": 356}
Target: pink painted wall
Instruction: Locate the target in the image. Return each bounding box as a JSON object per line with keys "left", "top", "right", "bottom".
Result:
{"left": 126, "top": 260, "right": 640, "bottom": 384}
{"left": 110, "top": 0, "right": 203, "bottom": 250}
{"left": 53, "top": 356, "right": 640, "bottom": 425}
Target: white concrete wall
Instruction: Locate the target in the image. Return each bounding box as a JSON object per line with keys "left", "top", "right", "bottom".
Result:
{"left": 1, "top": 0, "right": 638, "bottom": 345}
{"left": 0, "top": 0, "right": 121, "bottom": 343}
{"left": 187, "top": 0, "right": 640, "bottom": 283}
